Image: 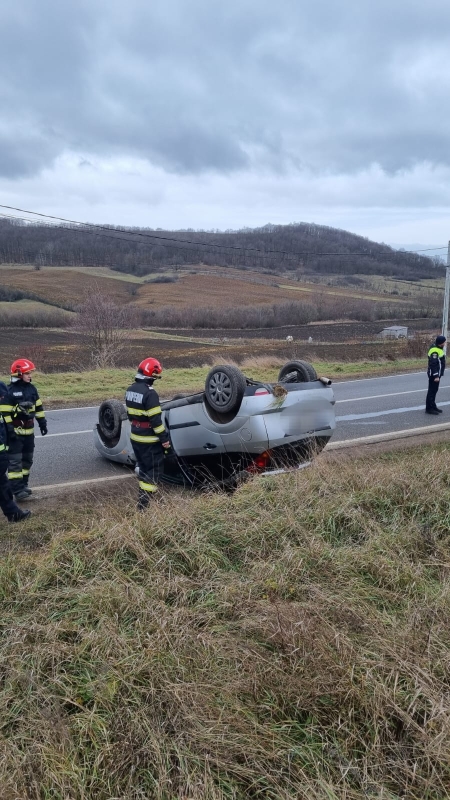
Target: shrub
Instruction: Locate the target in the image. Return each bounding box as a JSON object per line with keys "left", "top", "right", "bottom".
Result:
{"left": 145, "top": 275, "right": 179, "bottom": 284}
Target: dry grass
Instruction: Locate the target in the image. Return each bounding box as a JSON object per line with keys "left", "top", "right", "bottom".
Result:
{"left": 1, "top": 445, "right": 450, "bottom": 798}
{"left": 0, "top": 268, "right": 135, "bottom": 308}
{"left": 0, "top": 266, "right": 420, "bottom": 315}
{"left": 0, "top": 300, "right": 72, "bottom": 328}
{"left": 138, "top": 273, "right": 407, "bottom": 310}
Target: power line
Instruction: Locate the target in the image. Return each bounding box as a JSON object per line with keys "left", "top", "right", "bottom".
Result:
{"left": 0, "top": 203, "right": 446, "bottom": 260}
{"left": 0, "top": 211, "right": 307, "bottom": 268}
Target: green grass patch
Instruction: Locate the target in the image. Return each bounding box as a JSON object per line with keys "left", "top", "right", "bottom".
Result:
{"left": 0, "top": 300, "right": 73, "bottom": 314}
{"left": 0, "top": 358, "right": 425, "bottom": 406}
{"left": 1, "top": 445, "right": 450, "bottom": 798}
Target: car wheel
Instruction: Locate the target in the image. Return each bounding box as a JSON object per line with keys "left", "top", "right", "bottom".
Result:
{"left": 205, "top": 365, "right": 246, "bottom": 414}
{"left": 278, "top": 360, "right": 317, "bottom": 383}
{"left": 98, "top": 399, "right": 127, "bottom": 440}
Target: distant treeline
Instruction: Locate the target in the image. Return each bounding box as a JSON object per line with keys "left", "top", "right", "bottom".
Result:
{"left": 0, "top": 218, "right": 442, "bottom": 280}
{"left": 0, "top": 305, "right": 71, "bottom": 328}
{"left": 141, "top": 296, "right": 438, "bottom": 329}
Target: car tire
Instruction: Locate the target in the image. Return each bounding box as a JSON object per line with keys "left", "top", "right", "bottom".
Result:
{"left": 98, "top": 399, "right": 127, "bottom": 440}
{"left": 278, "top": 360, "right": 318, "bottom": 383}
{"left": 205, "top": 365, "right": 246, "bottom": 414}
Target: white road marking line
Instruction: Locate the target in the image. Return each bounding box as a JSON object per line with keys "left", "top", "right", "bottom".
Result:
{"left": 335, "top": 371, "right": 424, "bottom": 384}
{"left": 336, "top": 387, "right": 450, "bottom": 404}
{"left": 35, "top": 430, "right": 93, "bottom": 439}
{"left": 33, "top": 473, "right": 134, "bottom": 491}
{"left": 46, "top": 406, "right": 98, "bottom": 413}
{"left": 337, "top": 400, "right": 450, "bottom": 422}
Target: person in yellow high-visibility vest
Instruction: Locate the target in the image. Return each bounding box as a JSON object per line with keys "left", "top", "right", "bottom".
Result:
{"left": 425, "top": 335, "right": 446, "bottom": 415}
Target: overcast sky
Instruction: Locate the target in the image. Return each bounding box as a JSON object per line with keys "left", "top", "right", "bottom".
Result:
{"left": 1, "top": 0, "right": 450, "bottom": 248}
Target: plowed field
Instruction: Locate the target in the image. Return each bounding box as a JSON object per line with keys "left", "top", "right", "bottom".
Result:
{"left": 0, "top": 322, "right": 427, "bottom": 374}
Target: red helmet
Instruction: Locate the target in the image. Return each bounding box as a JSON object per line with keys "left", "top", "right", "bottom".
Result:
{"left": 11, "top": 358, "right": 36, "bottom": 377}
{"left": 137, "top": 357, "right": 162, "bottom": 378}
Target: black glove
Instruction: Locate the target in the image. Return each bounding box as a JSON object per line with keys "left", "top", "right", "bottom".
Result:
{"left": 18, "top": 401, "right": 34, "bottom": 416}
{"left": 38, "top": 421, "right": 48, "bottom": 436}
{"left": 163, "top": 445, "right": 177, "bottom": 463}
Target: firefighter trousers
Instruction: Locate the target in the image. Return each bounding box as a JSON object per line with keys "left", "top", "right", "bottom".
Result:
{"left": 131, "top": 440, "right": 165, "bottom": 509}
{"left": 0, "top": 453, "right": 21, "bottom": 518}
{"left": 8, "top": 434, "right": 35, "bottom": 494}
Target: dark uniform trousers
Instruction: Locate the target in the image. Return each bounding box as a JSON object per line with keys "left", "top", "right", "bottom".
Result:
{"left": 0, "top": 388, "right": 20, "bottom": 518}
{"left": 8, "top": 433, "right": 35, "bottom": 494}
{"left": 132, "top": 440, "right": 165, "bottom": 510}
{"left": 0, "top": 452, "right": 20, "bottom": 518}
{"left": 425, "top": 378, "right": 440, "bottom": 412}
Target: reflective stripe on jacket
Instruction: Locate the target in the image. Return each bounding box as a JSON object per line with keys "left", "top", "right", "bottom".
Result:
{"left": 0, "top": 413, "right": 8, "bottom": 452}
{"left": 2, "top": 380, "right": 46, "bottom": 434}
{"left": 125, "top": 380, "right": 167, "bottom": 445}
{"left": 0, "top": 381, "right": 13, "bottom": 445}
{"left": 427, "top": 346, "right": 446, "bottom": 379}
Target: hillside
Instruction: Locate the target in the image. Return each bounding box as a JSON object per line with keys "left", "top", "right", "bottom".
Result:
{"left": 0, "top": 217, "right": 442, "bottom": 280}
{"left": 1, "top": 445, "right": 450, "bottom": 799}
{"left": 0, "top": 265, "right": 442, "bottom": 330}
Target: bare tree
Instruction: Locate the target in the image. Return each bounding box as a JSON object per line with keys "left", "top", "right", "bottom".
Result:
{"left": 34, "top": 252, "right": 44, "bottom": 270}
{"left": 72, "top": 290, "right": 134, "bottom": 368}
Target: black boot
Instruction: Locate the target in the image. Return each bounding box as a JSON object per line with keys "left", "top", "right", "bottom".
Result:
{"left": 8, "top": 509, "right": 31, "bottom": 523}
{"left": 137, "top": 487, "right": 155, "bottom": 511}
{"left": 14, "top": 489, "right": 31, "bottom": 500}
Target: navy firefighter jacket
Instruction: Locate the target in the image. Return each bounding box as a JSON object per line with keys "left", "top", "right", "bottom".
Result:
{"left": 0, "top": 380, "right": 46, "bottom": 436}
{"left": 125, "top": 380, "right": 168, "bottom": 445}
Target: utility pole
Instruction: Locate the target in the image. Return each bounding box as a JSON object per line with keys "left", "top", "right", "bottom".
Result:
{"left": 442, "top": 241, "right": 450, "bottom": 342}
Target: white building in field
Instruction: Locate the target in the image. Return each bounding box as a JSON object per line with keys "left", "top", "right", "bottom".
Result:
{"left": 378, "top": 325, "right": 408, "bottom": 339}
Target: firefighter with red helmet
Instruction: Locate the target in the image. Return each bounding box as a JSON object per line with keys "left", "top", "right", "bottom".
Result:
{"left": 1, "top": 359, "right": 48, "bottom": 499}
{"left": 0, "top": 381, "right": 31, "bottom": 522}
{"left": 125, "top": 357, "right": 172, "bottom": 510}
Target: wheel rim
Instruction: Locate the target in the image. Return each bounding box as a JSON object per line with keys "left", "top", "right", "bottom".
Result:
{"left": 208, "top": 372, "right": 233, "bottom": 407}
{"left": 283, "top": 370, "right": 301, "bottom": 382}
{"left": 102, "top": 407, "right": 115, "bottom": 431}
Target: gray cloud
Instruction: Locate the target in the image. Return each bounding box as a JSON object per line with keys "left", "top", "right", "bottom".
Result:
{"left": 1, "top": 0, "right": 450, "bottom": 179}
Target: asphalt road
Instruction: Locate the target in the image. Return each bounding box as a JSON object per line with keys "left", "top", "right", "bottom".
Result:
{"left": 32, "top": 371, "right": 450, "bottom": 489}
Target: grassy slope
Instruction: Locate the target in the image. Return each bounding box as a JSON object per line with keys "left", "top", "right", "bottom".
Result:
{"left": 0, "top": 300, "right": 70, "bottom": 313}
{"left": 0, "top": 267, "right": 135, "bottom": 307}
{"left": 0, "top": 264, "right": 434, "bottom": 310}
{"left": 0, "top": 358, "right": 424, "bottom": 405}
{"left": 1, "top": 445, "right": 450, "bottom": 798}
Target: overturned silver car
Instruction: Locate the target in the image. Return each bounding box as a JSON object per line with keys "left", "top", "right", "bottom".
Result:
{"left": 94, "top": 360, "right": 336, "bottom": 490}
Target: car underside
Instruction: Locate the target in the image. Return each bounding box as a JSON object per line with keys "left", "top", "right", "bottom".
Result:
{"left": 94, "top": 360, "right": 336, "bottom": 490}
